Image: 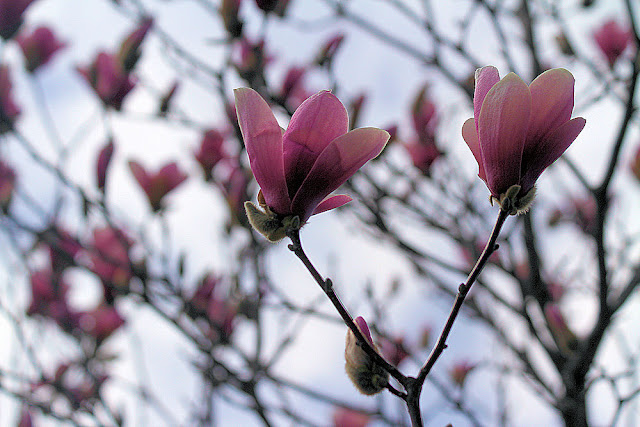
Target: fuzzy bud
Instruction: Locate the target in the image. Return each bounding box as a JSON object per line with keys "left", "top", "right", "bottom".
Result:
{"left": 344, "top": 316, "right": 388, "bottom": 395}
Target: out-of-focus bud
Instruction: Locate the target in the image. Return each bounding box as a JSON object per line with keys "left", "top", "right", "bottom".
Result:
{"left": 16, "top": 26, "right": 66, "bottom": 73}
{"left": 221, "top": 0, "right": 243, "bottom": 38}
{"left": 631, "top": 143, "right": 640, "bottom": 182}
{"left": 381, "top": 336, "right": 409, "bottom": 367}
{"left": 194, "top": 129, "right": 227, "bottom": 181}
{"left": 344, "top": 316, "right": 389, "bottom": 395}
{"left": 96, "top": 139, "right": 114, "bottom": 193}
{"left": 158, "top": 80, "right": 179, "bottom": 116}
{"left": 0, "top": 65, "right": 21, "bottom": 132}
{"left": 348, "top": 93, "right": 366, "bottom": 130}
{"left": 0, "top": 158, "right": 16, "bottom": 211}
{"left": 555, "top": 32, "right": 574, "bottom": 56}
{"left": 279, "top": 66, "right": 308, "bottom": 108}
{"left": 593, "top": 19, "right": 634, "bottom": 67}
{"left": 254, "top": 0, "right": 290, "bottom": 16}
{"left": 315, "top": 32, "right": 345, "bottom": 68}
{"left": 544, "top": 303, "right": 578, "bottom": 354}
{"left": 79, "top": 303, "right": 126, "bottom": 343}
{"left": 77, "top": 52, "right": 136, "bottom": 110}
{"left": 0, "top": 0, "right": 36, "bottom": 40}
{"left": 449, "top": 361, "right": 476, "bottom": 387}
{"left": 419, "top": 325, "right": 432, "bottom": 349}
{"left": 118, "top": 17, "right": 153, "bottom": 72}
{"left": 332, "top": 407, "right": 370, "bottom": 427}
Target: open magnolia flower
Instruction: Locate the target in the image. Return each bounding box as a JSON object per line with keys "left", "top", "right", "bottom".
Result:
{"left": 235, "top": 87, "right": 389, "bottom": 241}
{"left": 462, "top": 66, "right": 585, "bottom": 214}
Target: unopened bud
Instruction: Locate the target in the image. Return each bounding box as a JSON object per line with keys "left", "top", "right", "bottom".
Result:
{"left": 244, "top": 192, "right": 299, "bottom": 242}
{"left": 344, "top": 316, "right": 388, "bottom": 395}
{"left": 492, "top": 184, "right": 536, "bottom": 215}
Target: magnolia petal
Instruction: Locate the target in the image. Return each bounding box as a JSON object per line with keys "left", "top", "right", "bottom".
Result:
{"left": 128, "top": 160, "right": 150, "bottom": 191}
{"left": 234, "top": 88, "right": 291, "bottom": 214}
{"left": 473, "top": 66, "right": 500, "bottom": 131}
{"left": 312, "top": 194, "right": 352, "bottom": 216}
{"left": 461, "top": 118, "right": 487, "bottom": 182}
{"left": 282, "top": 90, "right": 349, "bottom": 198}
{"left": 520, "top": 117, "right": 585, "bottom": 193}
{"left": 527, "top": 68, "right": 575, "bottom": 144}
{"left": 478, "top": 72, "right": 531, "bottom": 196}
{"left": 291, "top": 127, "right": 389, "bottom": 222}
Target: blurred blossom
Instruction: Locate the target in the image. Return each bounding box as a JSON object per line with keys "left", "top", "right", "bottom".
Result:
{"left": 315, "top": 32, "right": 345, "bottom": 68}
{"left": 594, "top": 19, "right": 633, "bottom": 67}
{"left": 79, "top": 303, "right": 126, "bottom": 343}
{"left": 544, "top": 303, "right": 578, "bottom": 354}
{"left": 219, "top": 160, "right": 250, "bottom": 226}
{"left": 44, "top": 226, "right": 82, "bottom": 273}
{"left": 630, "top": 143, "right": 640, "bottom": 181}
{"left": 236, "top": 88, "right": 388, "bottom": 241}
{"left": 381, "top": 336, "right": 410, "bottom": 367}
{"left": 555, "top": 32, "right": 575, "bottom": 56}
{"left": 279, "top": 65, "right": 308, "bottom": 109}
{"left": 87, "top": 226, "right": 134, "bottom": 295}
{"left": 419, "top": 325, "right": 432, "bottom": 348}
{"left": 158, "top": 80, "right": 179, "bottom": 116}
{"left": 548, "top": 196, "right": 597, "bottom": 235}
{"left": 35, "top": 362, "right": 108, "bottom": 410}
{"left": 254, "top": 0, "right": 290, "bottom": 16}
{"left": 348, "top": 93, "right": 366, "bottom": 130}
{"left": 344, "top": 316, "right": 388, "bottom": 395}
{"left": 118, "top": 17, "right": 153, "bottom": 72}
{"left": 449, "top": 361, "right": 476, "bottom": 387}
{"left": 0, "top": 158, "right": 16, "bottom": 210}
{"left": 26, "top": 269, "right": 79, "bottom": 332}
{"left": 96, "top": 139, "right": 114, "bottom": 193}
{"left": 77, "top": 52, "right": 136, "bottom": 110}
{"left": 128, "top": 160, "right": 188, "bottom": 212}
{"left": 17, "top": 406, "right": 35, "bottom": 427}
{"left": 232, "top": 37, "right": 271, "bottom": 85}
{"left": 403, "top": 86, "right": 442, "bottom": 174}
{"left": 206, "top": 296, "right": 236, "bottom": 343}
{"left": 332, "top": 407, "right": 370, "bottom": 427}
{"left": 0, "top": 0, "right": 36, "bottom": 40}
{"left": 221, "top": 0, "right": 243, "bottom": 38}
{"left": 188, "top": 274, "right": 219, "bottom": 315}
{"left": 0, "top": 65, "right": 21, "bottom": 132}
{"left": 462, "top": 66, "right": 585, "bottom": 213}
{"left": 194, "top": 129, "right": 227, "bottom": 181}
{"left": 16, "top": 26, "right": 66, "bottom": 73}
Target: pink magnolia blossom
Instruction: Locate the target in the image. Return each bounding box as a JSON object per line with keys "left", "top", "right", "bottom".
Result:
{"left": 235, "top": 88, "right": 388, "bottom": 240}
{"left": 43, "top": 226, "right": 82, "bottom": 272}
{"left": 332, "top": 407, "right": 370, "bottom": 427}
{"left": 279, "top": 65, "right": 308, "bottom": 108}
{"left": 77, "top": 52, "right": 136, "bottom": 110}
{"left": 381, "top": 336, "right": 410, "bottom": 367}
{"left": 87, "top": 226, "right": 134, "bottom": 293}
{"left": 403, "top": 86, "right": 442, "bottom": 174}
{"left": 315, "top": 33, "right": 345, "bottom": 67}
{"left": 594, "top": 19, "right": 633, "bottom": 67}
{"left": 631, "top": 142, "right": 640, "bottom": 181}
{"left": 0, "top": 158, "right": 16, "bottom": 209}
{"left": 26, "top": 269, "right": 80, "bottom": 332}
{"left": 0, "top": 0, "right": 36, "bottom": 40}
{"left": 129, "top": 160, "right": 188, "bottom": 212}
{"left": 194, "top": 129, "right": 227, "bottom": 180}
{"left": 79, "top": 303, "right": 126, "bottom": 343}
{"left": 0, "top": 65, "right": 21, "bottom": 132}
{"left": 118, "top": 17, "right": 153, "bottom": 72}
{"left": 462, "top": 66, "right": 585, "bottom": 213}
{"left": 16, "top": 26, "right": 66, "bottom": 73}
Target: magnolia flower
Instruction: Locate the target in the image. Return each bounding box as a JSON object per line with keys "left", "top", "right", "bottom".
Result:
{"left": 129, "top": 160, "right": 188, "bottom": 212}
{"left": 0, "top": 65, "right": 21, "bottom": 132}
{"left": 77, "top": 52, "right": 136, "bottom": 110}
{"left": 96, "top": 139, "right": 114, "bottom": 192}
{"left": 118, "top": 17, "right": 153, "bottom": 72}
{"left": 194, "top": 129, "right": 227, "bottom": 180}
{"left": 0, "top": 158, "right": 16, "bottom": 210}
{"left": 235, "top": 87, "right": 388, "bottom": 241}
{"left": 594, "top": 19, "right": 633, "bottom": 67}
{"left": 332, "top": 407, "right": 370, "bottom": 427}
{"left": 462, "top": 66, "right": 585, "bottom": 213}
{"left": 16, "top": 26, "right": 66, "bottom": 73}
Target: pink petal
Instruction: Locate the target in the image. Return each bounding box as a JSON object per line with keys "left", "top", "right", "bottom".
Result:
{"left": 354, "top": 316, "right": 374, "bottom": 346}
{"left": 282, "top": 90, "right": 349, "bottom": 198}
{"left": 477, "top": 73, "right": 531, "bottom": 196}
{"left": 461, "top": 118, "right": 487, "bottom": 182}
{"left": 234, "top": 88, "right": 291, "bottom": 214}
{"left": 312, "top": 194, "right": 352, "bottom": 216}
{"left": 473, "top": 66, "right": 500, "bottom": 131}
{"left": 527, "top": 68, "right": 575, "bottom": 145}
{"left": 291, "top": 127, "right": 389, "bottom": 222}
{"left": 520, "top": 117, "right": 585, "bottom": 193}
{"left": 128, "top": 160, "right": 150, "bottom": 193}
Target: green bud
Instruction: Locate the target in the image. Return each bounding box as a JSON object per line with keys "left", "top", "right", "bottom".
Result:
{"left": 244, "top": 201, "right": 300, "bottom": 242}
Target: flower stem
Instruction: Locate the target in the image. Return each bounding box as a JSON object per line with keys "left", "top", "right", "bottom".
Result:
{"left": 286, "top": 228, "right": 409, "bottom": 389}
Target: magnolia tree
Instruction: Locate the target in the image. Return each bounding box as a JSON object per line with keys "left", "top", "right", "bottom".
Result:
{"left": 0, "top": 0, "right": 639, "bottom": 426}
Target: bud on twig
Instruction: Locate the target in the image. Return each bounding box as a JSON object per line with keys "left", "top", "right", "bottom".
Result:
{"left": 344, "top": 316, "right": 388, "bottom": 395}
